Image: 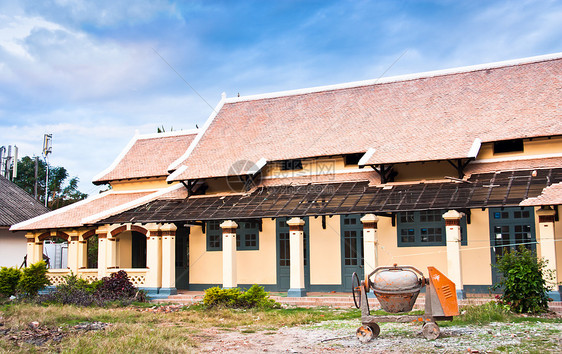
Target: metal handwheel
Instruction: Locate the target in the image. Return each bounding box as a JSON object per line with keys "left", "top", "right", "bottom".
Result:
{"left": 351, "top": 272, "right": 362, "bottom": 309}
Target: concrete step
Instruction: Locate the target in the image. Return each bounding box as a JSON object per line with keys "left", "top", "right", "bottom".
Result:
{"left": 152, "top": 294, "right": 562, "bottom": 314}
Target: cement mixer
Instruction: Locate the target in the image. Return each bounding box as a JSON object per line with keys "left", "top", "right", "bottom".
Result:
{"left": 352, "top": 264, "right": 459, "bottom": 342}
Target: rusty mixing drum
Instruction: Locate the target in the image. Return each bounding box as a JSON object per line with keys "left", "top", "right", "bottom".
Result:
{"left": 370, "top": 265, "right": 426, "bottom": 313}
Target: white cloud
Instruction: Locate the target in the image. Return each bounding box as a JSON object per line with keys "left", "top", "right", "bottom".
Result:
{"left": 0, "top": 13, "right": 184, "bottom": 106}
{"left": 0, "top": 15, "right": 64, "bottom": 59}
{"left": 0, "top": 92, "right": 213, "bottom": 194}
{"left": 20, "top": 0, "right": 180, "bottom": 27}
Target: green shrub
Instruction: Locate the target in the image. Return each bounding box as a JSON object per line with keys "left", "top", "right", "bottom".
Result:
{"left": 38, "top": 272, "right": 96, "bottom": 306}
{"left": 203, "top": 286, "right": 242, "bottom": 307}
{"left": 203, "top": 284, "right": 279, "bottom": 309}
{"left": 0, "top": 267, "right": 22, "bottom": 297}
{"left": 493, "top": 247, "right": 554, "bottom": 313}
{"left": 17, "top": 261, "right": 50, "bottom": 297}
{"left": 239, "top": 284, "right": 280, "bottom": 309}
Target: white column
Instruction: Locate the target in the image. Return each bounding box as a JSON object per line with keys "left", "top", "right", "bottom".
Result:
{"left": 220, "top": 220, "right": 238, "bottom": 289}
{"left": 34, "top": 240, "right": 44, "bottom": 266}
{"left": 96, "top": 230, "right": 108, "bottom": 278}
{"left": 25, "top": 233, "right": 35, "bottom": 265}
{"left": 146, "top": 227, "right": 162, "bottom": 290}
{"left": 287, "top": 217, "right": 306, "bottom": 297}
{"left": 361, "top": 214, "right": 379, "bottom": 278}
{"left": 107, "top": 234, "right": 118, "bottom": 270}
{"left": 161, "top": 223, "right": 177, "bottom": 295}
{"left": 536, "top": 207, "right": 560, "bottom": 301}
{"left": 77, "top": 234, "right": 88, "bottom": 270}
{"left": 443, "top": 210, "right": 465, "bottom": 300}
{"left": 67, "top": 231, "right": 79, "bottom": 274}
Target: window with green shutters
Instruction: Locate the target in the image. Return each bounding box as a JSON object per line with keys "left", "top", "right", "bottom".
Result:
{"left": 206, "top": 220, "right": 260, "bottom": 251}
{"left": 236, "top": 220, "right": 260, "bottom": 250}
{"left": 206, "top": 221, "right": 222, "bottom": 251}
{"left": 397, "top": 210, "right": 467, "bottom": 247}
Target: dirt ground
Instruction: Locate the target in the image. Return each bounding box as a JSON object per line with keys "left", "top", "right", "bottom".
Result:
{"left": 195, "top": 319, "right": 562, "bottom": 353}
{"left": 2, "top": 306, "right": 561, "bottom": 353}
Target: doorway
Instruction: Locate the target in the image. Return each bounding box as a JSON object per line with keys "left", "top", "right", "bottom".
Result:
{"left": 175, "top": 224, "right": 190, "bottom": 289}
{"left": 131, "top": 231, "right": 147, "bottom": 268}
{"left": 489, "top": 207, "right": 536, "bottom": 284}
{"left": 341, "top": 214, "right": 363, "bottom": 292}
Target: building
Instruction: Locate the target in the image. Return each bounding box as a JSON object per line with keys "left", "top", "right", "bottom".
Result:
{"left": 0, "top": 175, "right": 48, "bottom": 267}
{"left": 11, "top": 53, "right": 562, "bottom": 300}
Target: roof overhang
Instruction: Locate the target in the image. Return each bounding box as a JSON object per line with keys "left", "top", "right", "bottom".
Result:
{"left": 99, "top": 168, "right": 562, "bottom": 224}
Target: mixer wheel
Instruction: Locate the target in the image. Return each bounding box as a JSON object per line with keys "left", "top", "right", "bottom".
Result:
{"left": 351, "top": 272, "right": 361, "bottom": 309}
{"left": 356, "top": 325, "right": 374, "bottom": 343}
{"left": 368, "top": 323, "right": 380, "bottom": 338}
{"left": 422, "top": 322, "right": 440, "bottom": 340}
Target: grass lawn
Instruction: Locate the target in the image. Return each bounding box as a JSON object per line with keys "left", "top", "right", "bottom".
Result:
{"left": 0, "top": 303, "right": 359, "bottom": 353}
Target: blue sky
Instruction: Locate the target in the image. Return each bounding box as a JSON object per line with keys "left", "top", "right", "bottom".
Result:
{"left": 0, "top": 0, "right": 561, "bottom": 195}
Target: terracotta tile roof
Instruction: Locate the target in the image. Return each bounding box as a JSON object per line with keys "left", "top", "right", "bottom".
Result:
{"left": 10, "top": 190, "right": 153, "bottom": 231}
{"left": 169, "top": 54, "right": 562, "bottom": 181}
{"left": 10, "top": 183, "right": 188, "bottom": 232}
{"left": 0, "top": 175, "right": 48, "bottom": 227}
{"left": 258, "top": 171, "right": 379, "bottom": 187}
{"left": 93, "top": 130, "right": 197, "bottom": 185}
{"left": 520, "top": 183, "right": 562, "bottom": 206}
{"left": 465, "top": 157, "right": 562, "bottom": 175}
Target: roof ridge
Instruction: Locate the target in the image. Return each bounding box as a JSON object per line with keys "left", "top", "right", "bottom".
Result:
{"left": 224, "top": 52, "right": 562, "bottom": 103}
{"left": 92, "top": 129, "right": 199, "bottom": 184}
{"left": 167, "top": 97, "right": 227, "bottom": 173}
{"left": 136, "top": 129, "right": 199, "bottom": 140}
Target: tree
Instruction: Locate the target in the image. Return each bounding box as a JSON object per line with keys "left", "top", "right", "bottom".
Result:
{"left": 493, "top": 247, "right": 554, "bottom": 313}
{"left": 13, "top": 156, "right": 88, "bottom": 210}
{"left": 157, "top": 125, "right": 174, "bottom": 133}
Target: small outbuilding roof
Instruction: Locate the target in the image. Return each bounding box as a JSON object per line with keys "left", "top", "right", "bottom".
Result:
{"left": 0, "top": 175, "right": 48, "bottom": 227}
{"left": 93, "top": 130, "right": 197, "bottom": 185}
{"left": 520, "top": 182, "right": 562, "bottom": 206}
{"left": 9, "top": 183, "right": 186, "bottom": 232}
{"left": 168, "top": 53, "right": 562, "bottom": 182}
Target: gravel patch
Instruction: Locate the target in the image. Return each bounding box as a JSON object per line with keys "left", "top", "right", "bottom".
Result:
{"left": 198, "top": 319, "right": 562, "bottom": 353}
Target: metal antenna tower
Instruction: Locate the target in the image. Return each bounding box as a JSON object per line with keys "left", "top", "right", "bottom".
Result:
{"left": 43, "top": 134, "right": 52, "bottom": 207}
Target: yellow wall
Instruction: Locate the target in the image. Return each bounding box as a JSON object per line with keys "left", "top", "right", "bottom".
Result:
{"left": 186, "top": 208, "right": 547, "bottom": 289}
{"left": 237, "top": 219, "right": 276, "bottom": 284}
{"left": 377, "top": 216, "right": 448, "bottom": 279}
{"left": 534, "top": 206, "right": 562, "bottom": 283}
{"left": 188, "top": 219, "right": 277, "bottom": 285}
{"left": 462, "top": 209, "right": 492, "bottom": 285}
{"left": 555, "top": 206, "right": 562, "bottom": 281}
{"left": 477, "top": 136, "right": 562, "bottom": 160}
{"left": 204, "top": 177, "right": 242, "bottom": 195}
{"left": 110, "top": 178, "right": 172, "bottom": 191}
{"left": 393, "top": 161, "right": 458, "bottom": 182}
{"left": 263, "top": 156, "right": 359, "bottom": 179}
{"left": 202, "top": 156, "right": 365, "bottom": 195}
{"left": 309, "top": 215, "right": 342, "bottom": 285}
{"left": 189, "top": 225, "right": 222, "bottom": 284}
{"left": 117, "top": 231, "right": 132, "bottom": 268}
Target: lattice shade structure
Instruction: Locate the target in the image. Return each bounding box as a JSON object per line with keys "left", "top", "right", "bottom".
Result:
{"left": 99, "top": 168, "right": 562, "bottom": 224}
